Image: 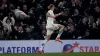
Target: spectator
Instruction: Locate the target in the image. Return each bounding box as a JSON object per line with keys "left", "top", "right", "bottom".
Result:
{"left": 96, "top": 17, "right": 100, "bottom": 38}
{"left": 2, "top": 13, "right": 15, "bottom": 31}
{"left": 34, "top": 4, "right": 44, "bottom": 23}
{"left": 89, "top": 23, "right": 98, "bottom": 39}
{"left": 96, "top": 17, "right": 100, "bottom": 26}
{"left": 22, "top": 4, "right": 28, "bottom": 14}
{"left": 92, "top": 6, "right": 100, "bottom": 21}
{"left": 83, "top": 30, "right": 90, "bottom": 39}
{"left": 10, "top": 24, "right": 18, "bottom": 40}
{"left": 0, "top": 0, "right": 8, "bottom": 20}
{"left": 25, "top": 25, "right": 33, "bottom": 40}
{"left": 67, "top": 24, "right": 76, "bottom": 39}
{"left": 67, "top": 18, "right": 74, "bottom": 25}
{"left": 61, "top": 24, "right": 77, "bottom": 39}
{"left": 28, "top": 8, "right": 35, "bottom": 25}
{"left": 76, "top": 17, "right": 88, "bottom": 39}
{"left": 16, "top": 25, "right": 26, "bottom": 40}
{"left": 72, "top": 9, "right": 81, "bottom": 24}
{"left": 0, "top": 21, "right": 4, "bottom": 40}
{"left": 0, "top": 0, "right": 7, "bottom": 9}
{"left": 12, "top": 7, "right": 30, "bottom": 22}
{"left": 41, "top": 21, "right": 46, "bottom": 36}
{"left": 87, "top": 16, "right": 94, "bottom": 27}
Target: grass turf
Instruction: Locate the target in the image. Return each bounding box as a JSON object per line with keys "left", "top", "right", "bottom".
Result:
{"left": 0, "top": 53, "right": 100, "bottom": 56}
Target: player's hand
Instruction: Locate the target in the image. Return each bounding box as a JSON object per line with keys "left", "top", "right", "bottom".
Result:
{"left": 59, "top": 12, "right": 64, "bottom": 15}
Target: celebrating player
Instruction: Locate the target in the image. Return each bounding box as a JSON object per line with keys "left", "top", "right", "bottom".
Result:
{"left": 38, "top": 4, "right": 65, "bottom": 54}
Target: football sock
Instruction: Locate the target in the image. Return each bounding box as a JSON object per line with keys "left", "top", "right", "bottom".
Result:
{"left": 56, "top": 27, "right": 64, "bottom": 38}
{"left": 40, "top": 39, "right": 48, "bottom": 50}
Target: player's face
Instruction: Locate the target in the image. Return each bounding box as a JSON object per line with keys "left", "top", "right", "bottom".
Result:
{"left": 51, "top": 6, "right": 55, "bottom": 10}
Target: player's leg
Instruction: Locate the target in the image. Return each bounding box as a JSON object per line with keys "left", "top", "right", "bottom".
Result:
{"left": 38, "top": 35, "right": 51, "bottom": 54}
{"left": 38, "top": 28, "right": 54, "bottom": 54}
{"left": 53, "top": 24, "right": 64, "bottom": 43}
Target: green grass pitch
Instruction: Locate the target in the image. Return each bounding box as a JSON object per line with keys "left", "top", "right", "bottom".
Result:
{"left": 0, "top": 53, "right": 100, "bottom": 56}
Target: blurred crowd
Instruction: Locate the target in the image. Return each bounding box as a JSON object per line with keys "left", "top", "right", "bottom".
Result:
{"left": 0, "top": 0, "right": 100, "bottom": 40}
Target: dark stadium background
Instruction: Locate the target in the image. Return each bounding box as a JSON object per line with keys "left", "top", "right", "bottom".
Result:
{"left": 0, "top": 0, "right": 100, "bottom": 40}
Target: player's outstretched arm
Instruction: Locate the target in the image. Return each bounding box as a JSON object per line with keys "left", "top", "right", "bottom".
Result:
{"left": 54, "top": 12, "right": 63, "bottom": 18}
{"left": 46, "top": 12, "right": 63, "bottom": 19}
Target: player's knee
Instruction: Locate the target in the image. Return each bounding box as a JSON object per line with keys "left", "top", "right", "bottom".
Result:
{"left": 62, "top": 25, "right": 64, "bottom": 29}
{"left": 60, "top": 25, "right": 64, "bottom": 29}
{"left": 46, "top": 37, "right": 50, "bottom": 41}
{"left": 45, "top": 35, "right": 51, "bottom": 40}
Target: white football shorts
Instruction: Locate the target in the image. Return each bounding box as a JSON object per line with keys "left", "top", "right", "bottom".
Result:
{"left": 46, "top": 24, "right": 60, "bottom": 36}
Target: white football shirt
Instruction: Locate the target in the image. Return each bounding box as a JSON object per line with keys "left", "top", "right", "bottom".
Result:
{"left": 47, "top": 10, "right": 55, "bottom": 25}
